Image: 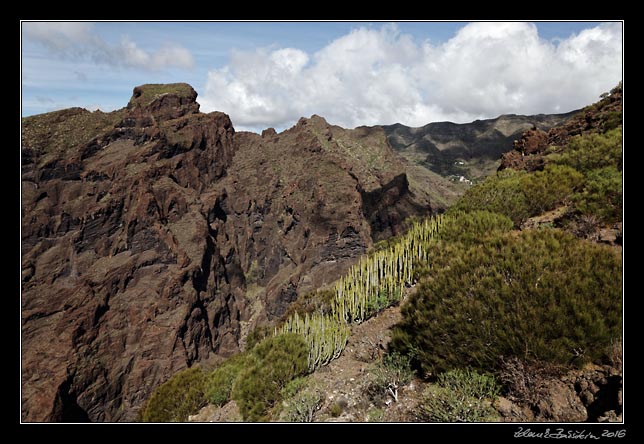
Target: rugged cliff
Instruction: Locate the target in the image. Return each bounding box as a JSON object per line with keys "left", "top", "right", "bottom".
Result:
{"left": 21, "top": 84, "right": 430, "bottom": 422}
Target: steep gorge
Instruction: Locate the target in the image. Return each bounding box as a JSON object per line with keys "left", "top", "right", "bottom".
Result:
{"left": 21, "top": 84, "right": 430, "bottom": 421}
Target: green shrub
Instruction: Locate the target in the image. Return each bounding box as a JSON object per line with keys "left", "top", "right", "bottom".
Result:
{"left": 415, "top": 211, "right": 514, "bottom": 283}
{"left": 245, "top": 325, "right": 272, "bottom": 350}
{"left": 574, "top": 166, "right": 622, "bottom": 224}
{"left": 601, "top": 111, "right": 622, "bottom": 132}
{"left": 420, "top": 369, "right": 499, "bottom": 422}
{"left": 367, "top": 408, "right": 385, "bottom": 422}
{"left": 452, "top": 166, "right": 586, "bottom": 225}
{"left": 232, "top": 333, "right": 308, "bottom": 421}
{"left": 550, "top": 128, "right": 622, "bottom": 173}
{"left": 365, "top": 352, "right": 414, "bottom": 403}
{"left": 281, "top": 384, "right": 323, "bottom": 422}
{"left": 330, "top": 401, "right": 344, "bottom": 417}
{"left": 205, "top": 353, "right": 249, "bottom": 406}
{"left": 436, "top": 368, "right": 500, "bottom": 400}
{"left": 390, "top": 229, "right": 622, "bottom": 375}
{"left": 231, "top": 365, "right": 275, "bottom": 422}
{"left": 440, "top": 210, "right": 514, "bottom": 246}
{"left": 420, "top": 387, "right": 493, "bottom": 422}
{"left": 142, "top": 366, "right": 207, "bottom": 422}
{"left": 452, "top": 169, "right": 530, "bottom": 226}
{"left": 280, "top": 376, "right": 309, "bottom": 400}
{"left": 520, "top": 165, "right": 584, "bottom": 215}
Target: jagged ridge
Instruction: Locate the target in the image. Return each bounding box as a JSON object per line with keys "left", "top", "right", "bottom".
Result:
{"left": 21, "top": 84, "right": 431, "bottom": 422}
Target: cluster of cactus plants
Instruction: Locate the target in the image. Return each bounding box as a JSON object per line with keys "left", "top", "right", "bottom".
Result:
{"left": 276, "top": 215, "right": 446, "bottom": 372}
{"left": 331, "top": 215, "right": 445, "bottom": 324}
{"left": 276, "top": 311, "right": 350, "bottom": 372}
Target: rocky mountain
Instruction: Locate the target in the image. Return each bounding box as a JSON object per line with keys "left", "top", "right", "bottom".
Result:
{"left": 21, "top": 84, "right": 431, "bottom": 422}
{"left": 382, "top": 112, "right": 576, "bottom": 209}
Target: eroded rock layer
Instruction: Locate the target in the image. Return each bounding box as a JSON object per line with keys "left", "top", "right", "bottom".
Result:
{"left": 21, "top": 84, "right": 430, "bottom": 421}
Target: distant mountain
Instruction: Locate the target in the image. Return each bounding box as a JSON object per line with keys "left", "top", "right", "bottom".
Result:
{"left": 381, "top": 112, "right": 577, "bottom": 209}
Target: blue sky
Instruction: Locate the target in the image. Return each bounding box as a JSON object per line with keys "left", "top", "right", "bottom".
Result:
{"left": 21, "top": 21, "right": 623, "bottom": 132}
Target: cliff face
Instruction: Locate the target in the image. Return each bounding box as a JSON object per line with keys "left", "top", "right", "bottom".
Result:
{"left": 21, "top": 84, "right": 430, "bottom": 422}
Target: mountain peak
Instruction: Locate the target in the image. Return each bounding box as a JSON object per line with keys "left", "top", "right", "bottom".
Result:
{"left": 127, "top": 83, "right": 200, "bottom": 121}
{"left": 128, "top": 83, "right": 198, "bottom": 107}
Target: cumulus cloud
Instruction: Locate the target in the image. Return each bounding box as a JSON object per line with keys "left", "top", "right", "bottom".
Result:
{"left": 22, "top": 22, "right": 194, "bottom": 70}
{"left": 199, "top": 22, "right": 622, "bottom": 131}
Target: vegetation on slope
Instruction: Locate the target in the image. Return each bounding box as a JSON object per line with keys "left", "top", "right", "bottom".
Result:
{"left": 142, "top": 366, "right": 207, "bottom": 422}
{"left": 232, "top": 333, "right": 309, "bottom": 421}
{"left": 390, "top": 228, "right": 622, "bottom": 375}
{"left": 419, "top": 368, "right": 500, "bottom": 422}
{"left": 331, "top": 216, "right": 445, "bottom": 324}
{"left": 385, "top": 84, "right": 622, "bottom": 421}
{"left": 142, "top": 84, "right": 622, "bottom": 422}
{"left": 143, "top": 333, "right": 308, "bottom": 422}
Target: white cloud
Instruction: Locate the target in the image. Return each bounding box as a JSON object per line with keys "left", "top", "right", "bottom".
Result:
{"left": 199, "top": 22, "right": 622, "bottom": 131}
{"left": 22, "top": 22, "right": 194, "bottom": 71}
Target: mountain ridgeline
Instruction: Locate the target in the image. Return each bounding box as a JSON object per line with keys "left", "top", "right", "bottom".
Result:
{"left": 21, "top": 82, "right": 622, "bottom": 423}
{"left": 21, "top": 84, "right": 430, "bottom": 421}
{"left": 382, "top": 112, "right": 576, "bottom": 209}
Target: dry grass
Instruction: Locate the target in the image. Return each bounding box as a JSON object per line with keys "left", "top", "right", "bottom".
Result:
{"left": 498, "top": 357, "right": 568, "bottom": 406}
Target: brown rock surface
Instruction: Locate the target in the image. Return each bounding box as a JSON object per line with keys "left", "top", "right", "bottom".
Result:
{"left": 21, "top": 84, "right": 430, "bottom": 422}
{"left": 497, "top": 362, "right": 622, "bottom": 423}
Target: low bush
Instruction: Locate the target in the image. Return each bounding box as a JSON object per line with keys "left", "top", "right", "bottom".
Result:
{"left": 330, "top": 400, "right": 345, "bottom": 417}
{"left": 440, "top": 210, "right": 514, "bottom": 246}
{"left": 550, "top": 128, "right": 622, "bottom": 173}
{"left": 413, "top": 211, "right": 514, "bottom": 282}
{"left": 574, "top": 166, "right": 622, "bottom": 224}
{"left": 280, "top": 383, "right": 323, "bottom": 422}
{"left": 205, "top": 353, "right": 250, "bottom": 406}
{"left": 419, "top": 368, "right": 499, "bottom": 422}
{"left": 390, "top": 229, "right": 622, "bottom": 375}
{"left": 520, "top": 164, "right": 584, "bottom": 215}
{"left": 245, "top": 325, "right": 272, "bottom": 350}
{"left": 452, "top": 169, "right": 530, "bottom": 226}
{"left": 366, "top": 407, "right": 385, "bottom": 422}
{"left": 452, "top": 165, "right": 587, "bottom": 225}
{"left": 365, "top": 352, "right": 414, "bottom": 404}
{"left": 232, "top": 333, "right": 308, "bottom": 421}
{"left": 142, "top": 366, "right": 207, "bottom": 422}
{"left": 436, "top": 368, "right": 500, "bottom": 400}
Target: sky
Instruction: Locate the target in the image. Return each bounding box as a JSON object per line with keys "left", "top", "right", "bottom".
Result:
{"left": 21, "top": 21, "right": 623, "bottom": 133}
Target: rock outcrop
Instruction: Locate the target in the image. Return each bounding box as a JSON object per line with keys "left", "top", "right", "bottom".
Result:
{"left": 497, "top": 364, "right": 622, "bottom": 423}
{"left": 21, "top": 84, "right": 431, "bottom": 422}
{"left": 499, "top": 83, "right": 622, "bottom": 172}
